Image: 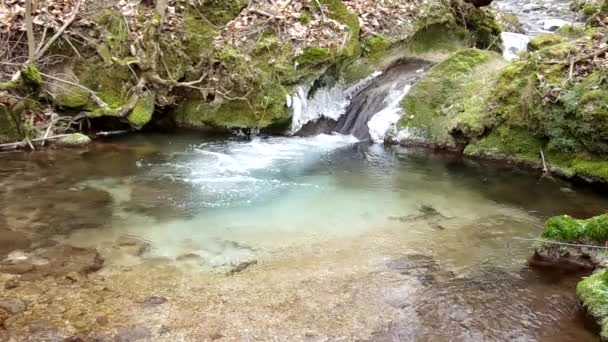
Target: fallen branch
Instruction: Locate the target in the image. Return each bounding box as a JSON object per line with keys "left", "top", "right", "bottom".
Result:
{"left": 39, "top": 72, "right": 110, "bottom": 110}
{"left": 0, "top": 133, "right": 76, "bottom": 150}
{"left": 514, "top": 237, "right": 608, "bottom": 249}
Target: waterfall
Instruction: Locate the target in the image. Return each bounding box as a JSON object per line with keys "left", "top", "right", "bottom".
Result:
{"left": 501, "top": 32, "right": 531, "bottom": 61}
{"left": 289, "top": 59, "right": 431, "bottom": 143}
{"left": 289, "top": 72, "right": 382, "bottom": 134}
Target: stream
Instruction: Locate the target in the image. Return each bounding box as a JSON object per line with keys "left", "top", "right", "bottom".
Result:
{"left": 0, "top": 1, "right": 603, "bottom": 341}
{"left": 2, "top": 132, "right": 608, "bottom": 340}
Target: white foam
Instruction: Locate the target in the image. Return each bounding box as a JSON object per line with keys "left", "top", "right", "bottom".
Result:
{"left": 501, "top": 32, "right": 531, "bottom": 61}
{"left": 367, "top": 84, "right": 412, "bottom": 143}
{"left": 289, "top": 72, "right": 382, "bottom": 134}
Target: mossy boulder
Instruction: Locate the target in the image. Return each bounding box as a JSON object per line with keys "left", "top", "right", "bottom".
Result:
{"left": 57, "top": 133, "right": 92, "bottom": 147}
{"left": 397, "top": 49, "right": 504, "bottom": 148}
{"left": 542, "top": 214, "right": 608, "bottom": 244}
{"left": 528, "top": 34, "right": 567, "bottom": 51}
{"left": 578, "top": 270, "right": 608, "bottom": 340}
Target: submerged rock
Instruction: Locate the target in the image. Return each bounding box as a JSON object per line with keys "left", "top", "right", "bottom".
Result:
{"left": 0, "top": 298, "right": 27, "bottom": 314}
{"left": 0, "top": 244, "right": 104, "bottom": 279}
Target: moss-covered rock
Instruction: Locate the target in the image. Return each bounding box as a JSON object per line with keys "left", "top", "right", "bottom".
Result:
{"left": 397, "top": 49, "right": 504, "bottom": 148}
{"left": 0, "top": 105, "right": 21, "bottom": 143}
{"left": 542, "top": 214, "right": 608, "bottom": 243}
{"left": 57, "top": 133, "right": 92, "bottom": 147}
{"left": 528, "top": 34, "right": 567, "bottom": 51}
{"left": 577, "top": 269, "right": 608, "bottom": 340}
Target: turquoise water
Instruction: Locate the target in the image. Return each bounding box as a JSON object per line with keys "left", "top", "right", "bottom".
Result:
{"left": 3, "top": 132, "right": 608, "bottom": 340}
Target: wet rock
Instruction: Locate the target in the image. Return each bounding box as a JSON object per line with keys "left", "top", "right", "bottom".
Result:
{"left": 0, "top": 229, "right": 30, "bottom": 258}
{"left": 96, "top": 316, "right": 109, "bottom": 326}
{"left": 528, "top": 250, "right": 596, "bottom": 272}
{"left": 176, "top": 253, "right": 204, "bottom": 261}
{"left": 27, "top": 320, "right": 66, "bottom": 341}
{"left": 38, "top": 244, "right": 104, "bottom": 276}
{"left": 0, "top": 261, "right": 34, "bottom": 275}
{"left": 0, "top": 298, "right": 27, "bottom": 314}
{"left": 0, "top": 308, "right": 8, "bottom": 327}
{"left": 116, "top": 235, "right": 150, "bottom": 257}
{"left": 227, "top": 260, "right": 258, "bottom": 275}
{"left": 140, "top": 296, "right": 168, "bottom": 307}
{"left": 115, "top": 325, "right": 152, "bottom": 342}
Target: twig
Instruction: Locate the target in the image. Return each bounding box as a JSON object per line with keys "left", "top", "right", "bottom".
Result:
{"left": 514, "top": 237, "right": 608, "bottom": 249}
{"left": 540, "top": 149, "right": 548, "bottom": 174}
{"left": 39, "top": 72, "right": 110, "bottom": 109}
{"left": 33, "top": 0, "right": 82, "bottom": 62}
{"left": 0, "top": 133, "right": 77, "bottom": 150}
{"left": 314, "top": 0, "right": 326, "bottom": 22}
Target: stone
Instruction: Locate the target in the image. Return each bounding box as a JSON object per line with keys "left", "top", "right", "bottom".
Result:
{"left": 57, "top": 133, "right": 91, "bottom": 147}
{"left": 115, "top": 325, "right": 152, "bottom": 342}
{"left": 141, "top": 296, "right": 168, "bottom": 307}
{"left": 0, "top": 229, "right": 30, "bottom": 258}
{"left": 116, "top": 235, "right": 150, "bottom": 257}
{"left": 542, "top": 19, "right": 570, "bottom": 32}
{"left": 227, "top": 260, "right": 258, "bottom": 276}
{"left": 0, "top": 308, "right": 8, "bottom": 327}
{"left": 0, "top": 298, "right": 27, "bottom": 314}
{"left": 0, "top": 261, "right": 34, "bottom": 275}
{"left": 4, "top": 279, "right": 19, "bottom": 290}
{"left": 96, "top": 315, "right": 109, "bottom": 326}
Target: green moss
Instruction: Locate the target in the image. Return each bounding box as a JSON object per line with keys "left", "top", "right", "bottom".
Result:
{"left": 528, "top": 34, "right": 567, "bottom": 51}
{"left": 555, "top": 24, "right": 587, "bottom": 38}
{"left": 299, "top": 12, "right": 311, "bottom": 24}
{"left": 570, "top": 159, "right": 608, "bottom": 182}
{"left": 364, "top": 34, "right": 390, "bottom": 57}
{"left": 464, "top": 126, "right": 544, "bottom": 161}
{"left": 542, "top": 214, "right": 608, "bottom": 243}
{"left": 578, "top": 270, "right": 608, "bottom": 340}
{"left": 399, "top": 49, "right": 503, "bottom": 147}
{"left": 20, "top": 64, "right": 42, "bottom": 93}
{"left": 54, "top": 88, "right": 90, "bottom": 109}
{"left": 0, "top": 105, "right": 21, "bottom": 143}
{"left": 452, "top": 1, "right": 502, "bottom": 50}
{"left": 408, "top": 23, "right": 473, "bottom": 54}
{"left": 127, "top": 93, "right": 155, "bottom": 127}
{"left": 297, "top": 46, "right": 333, "bottom": 66}
{"left": 57, "top": 133, "right": 91, "bottom": 147}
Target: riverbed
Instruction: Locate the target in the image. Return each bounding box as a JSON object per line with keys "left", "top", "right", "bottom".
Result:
{"left": 1, "top": 132, "right": 607, "bottom": 341}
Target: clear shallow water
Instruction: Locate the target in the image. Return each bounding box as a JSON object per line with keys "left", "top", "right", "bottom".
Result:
{"left": 3, "top": 132, "right": 608, "bottom": 340}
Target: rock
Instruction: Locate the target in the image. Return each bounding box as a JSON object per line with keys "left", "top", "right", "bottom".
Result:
{"left": 0, "top": 298, "right": 27, "bottom": 314}
{"left": 57, "top": 133, "right": 91, "bottom": 147}
{"left": 227, "top": 260, "right": 258, "bottom": 275}
{"left": 141, "top": 296, "right": 167, "bottom": 307}
{"left": 541, "top": 19, "right": 570, "bottom": 31}
{"left": 96, "top": 315, "right": 109, "bottom": 326}
{"left": 116, "top": 235, "right": 150, "bottom": 257}
{"left": 0, "top": 229, "right": 30, "bottom": 258}
{"left": 0, "top": 308, "right": 8, "bottom": 327}
{"left": 0, "top": 261, "right": 34, "bottom": 275}
{"left": 115, "top": 325, "right": 152, "bottom": 342}
{"left": 4, "top": 279, "right": 18, "bottom": 290}
{"left": 38, "top": 244, "right": 104, "bottom": 276}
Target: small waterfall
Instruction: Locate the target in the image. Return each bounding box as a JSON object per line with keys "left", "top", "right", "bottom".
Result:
{"left": 289, "top": 72, "right": 382, "bottom": 134}
{"left": 289, "top": 59, "right": 431, "bottom": 142}
{"left": 333, "top": 59, "right": 431, "bottom": 141}
{"left": 501, "top": 32, "right": 530, "bottom": 61}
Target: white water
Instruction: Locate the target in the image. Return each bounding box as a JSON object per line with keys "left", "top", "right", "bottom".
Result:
{"left": 501, "top": 32, "right": 531, "bottom": 61}
{"left": 289, "top": 72, "right": 382, "bottom": 134}
{"left": 367, "top": 84, "right": 412, "bottom": 143}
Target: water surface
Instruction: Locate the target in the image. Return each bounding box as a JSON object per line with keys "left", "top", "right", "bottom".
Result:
{"left": 2, "top": 132, "right": 607, "bottom": 341}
